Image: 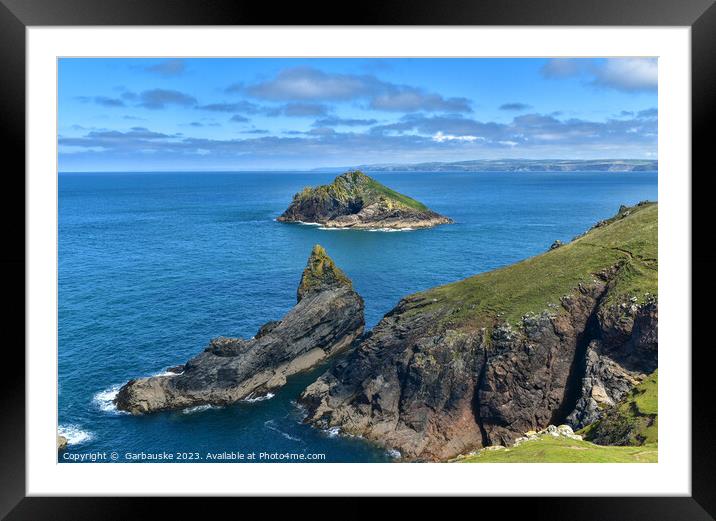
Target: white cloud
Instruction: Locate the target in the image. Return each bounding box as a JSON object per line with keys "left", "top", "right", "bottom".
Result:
{"left": 432, "top": 131, "right": 480, "bottom": 143}
{"left": 370, "top": 90, "right": 471, "bottom": 113}
{"left": 593, "top": 58, "right": 658, "bottom": 92}
{"left": 541, "top": 58, "right": 657, "bottom": 93}
{"left": 237, "top": 67, "right": 372, "bottom": 101}
{"left": 235, "top": 67, "right": 471, "bottom": 113}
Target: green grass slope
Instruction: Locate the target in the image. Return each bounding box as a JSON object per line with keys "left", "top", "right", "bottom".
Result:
{"left": 405, "top": 202, "right": 657, "bottom": 328}
{"left": 297, "top": 170, "right": 429, "bottom": 211}
{"left": 456, "top": 436, "right": 657, "bottom": 463}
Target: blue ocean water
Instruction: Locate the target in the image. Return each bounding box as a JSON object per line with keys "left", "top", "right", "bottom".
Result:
{"left": 58, "top": 171, "right": 657, "bottom": 462}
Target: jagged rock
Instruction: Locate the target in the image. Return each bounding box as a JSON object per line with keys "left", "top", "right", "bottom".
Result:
{"left": 297, "top": 244, "right": 353, "bottom": 301}
{"left": 57, "top": 434, "right": 68, "bottom": 451}
{"left": 299, "top": 285, "right": 607, "bottom": 460}
{"left": 300, "top": 203, "right": 658, "bottom": 461}
{"left": 300, "top": 300, "right": 486, "bottom": 461}
{"left": 255, "top": 321, "right": 280, "bottom": 339}
{"left": 583, "top": 370, "right": 658, "bottom": 446}
{"left": 477, "top": 282, "right": 608, "bottom": 447}
{"left": 566, "top": 298, "right": 658, "bottom": 430}
{"left": 115, "top": 245, "right": 364, "bottom": 414}
{"left": 277, "top": 170, "right": 453, "bottom": 230}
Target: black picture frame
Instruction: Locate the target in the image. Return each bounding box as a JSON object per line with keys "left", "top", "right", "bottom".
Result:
{"left": 2, "top": 0, "right": 713, "bottom": 518}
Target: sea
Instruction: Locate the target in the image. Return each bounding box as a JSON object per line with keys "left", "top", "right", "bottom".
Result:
{"left": 58, "top": 170, "right": 658, "bottom": 462}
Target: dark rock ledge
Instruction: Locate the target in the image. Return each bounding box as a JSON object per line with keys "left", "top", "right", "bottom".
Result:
{"left": 115, "top": 245, "right": 364, "bottom": 414}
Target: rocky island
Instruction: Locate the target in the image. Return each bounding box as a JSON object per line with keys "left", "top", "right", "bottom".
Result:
{"left": 115, "top": 245, "right": 364, "bottom": 414}
{"left": 277, "top": 170, "right": 453, "bottom": 230}
{"left": 299, "top": 202, "right": 658, "bottom": 461}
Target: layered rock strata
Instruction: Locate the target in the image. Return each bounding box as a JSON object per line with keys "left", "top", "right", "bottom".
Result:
{"left": 115, "top": 245, "right": 364, "bottom": 414}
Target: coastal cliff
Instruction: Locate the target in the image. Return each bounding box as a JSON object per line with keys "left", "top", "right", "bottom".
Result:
{"left": 299, "top": 203, "right": 658, "bottom": 461}
{"left": 277, "top": 170, "right": 452, "bottom": 230}
{"left": 115, "top": 245, "right": 364, "bottom": 414}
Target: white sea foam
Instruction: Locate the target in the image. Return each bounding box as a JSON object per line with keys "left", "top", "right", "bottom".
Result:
{"left": 182, "top": 404, "right": 216, "bottom": 414}
{"left": 264, "top": 420, "right": 302, "bottom": 442}
{"left": 366, "top": 227, "right": 414, "bottom": 232}
{"left": 152, "top": 369, "right": 183, "bottom": 377}
{"left": 242, "top": 392, "right": 275, "bottom": 403}
{"left": 291, "top": 399, "right": 307, "bottom": 414}
{"left": 325, "top": 426, "right": 341, "bottom": 438}
{"left": 58, "top": 424, "right": 94, "bottom": 445}
{"left": 321, "top": 425, "right": 363, "bottom": 439}
{"left": 296, "top": 221, "right": 322, "bottom": 226}
{"left": 317, "top": 226, "right": 414, "bottom": 232}
{"left": 92, "top": 384, "right": 128, "bottom": 415}
{"left": 386, "top": 448, "right": 402, "bottom": 459}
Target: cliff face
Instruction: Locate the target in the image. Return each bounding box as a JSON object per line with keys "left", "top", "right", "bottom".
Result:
{"left": 115, "top": 245, "right": 364, "bottom": 414}
{"left": 299, "top": 296, "right": 487, "bottom": 460}
{"left": 300, "top": 203, "right": 658, "bottom": 461}
{"left": 277, "top": 170, "right": 453, "bottom": 230}
{"left": 582, "top": 370, "right": 658, "bottom": 446}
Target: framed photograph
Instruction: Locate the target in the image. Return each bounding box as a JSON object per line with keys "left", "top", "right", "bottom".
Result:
{"left": 3, "top": 0, "right": 713, "bottom": 516}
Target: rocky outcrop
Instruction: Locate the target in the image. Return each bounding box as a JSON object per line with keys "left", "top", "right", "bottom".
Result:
{"left": 277, "top": 170, "right": 452, "bottom": 230}
{"left": 566, "top": 297, "right": 657, "bottom": 429}
{"left": 57, "top": 434, "right": 68, "bottom": 451}
{"left": 300, "top": 295, "right": 486, "bottom": 461}
{"left": 300, "top": 203, "right": 658, "bottom": 461}
{"left": 582, "top": 370, "right": 658, "bottom": 446}
{"left": 115, "top": 245, "right": 364, "bottom": 414}
{"left": 477, "top": 280, "right": 609, "bottom": 447}
{"left": 299, "top": 278, "right": 620, "bottom": 459}
{"left": 514, "top": 424, "right": 583, "bottom": 445}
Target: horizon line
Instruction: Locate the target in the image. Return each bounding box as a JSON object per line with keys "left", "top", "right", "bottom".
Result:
{"left": 58, "top": 158, "right": 658, "bottom": 174}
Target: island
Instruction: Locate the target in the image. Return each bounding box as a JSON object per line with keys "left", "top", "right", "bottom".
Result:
{"left": 299, "top": 202, "right": 657, "bottom": 461}
{"left": 276, "top": 170, "right": 453, "bottom": 230}
{"left": 114, "top": 245, "right": 364, "bottom": 414}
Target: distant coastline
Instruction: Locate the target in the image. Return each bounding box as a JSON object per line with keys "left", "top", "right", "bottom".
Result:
{"left": 58, "top": 159, "right": 658, "bottom": 176}
{"left": 313, "top": 159, "right": 658, "bottom": 173}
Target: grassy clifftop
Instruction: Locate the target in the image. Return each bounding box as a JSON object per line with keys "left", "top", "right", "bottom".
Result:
{"left": 405, "top": 202, "right": 657, "bottom": 328}
{"left": 295, "top": 170, "right": 429, "bottom": 211}
{"left": 456, "top": 435, "right": 657, "bottom": 463}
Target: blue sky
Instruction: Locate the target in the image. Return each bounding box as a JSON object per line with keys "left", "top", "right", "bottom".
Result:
{"left": 58, "top": 58, "right": 657, "bottom": 171}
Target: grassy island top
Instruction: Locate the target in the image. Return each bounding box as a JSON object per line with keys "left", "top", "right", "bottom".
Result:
{"left": 295, "top": 170, "right": 429, "bottom": 211}
{"left": 405, "top": 202, "right": 657, "bottom": 328}
{"left": 297, "top": 244, "right": 353, "bottom": 301}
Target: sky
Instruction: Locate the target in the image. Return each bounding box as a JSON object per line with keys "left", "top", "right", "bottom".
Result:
{"left": 58, "top": 58, "right": 657, "bottom": 171}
